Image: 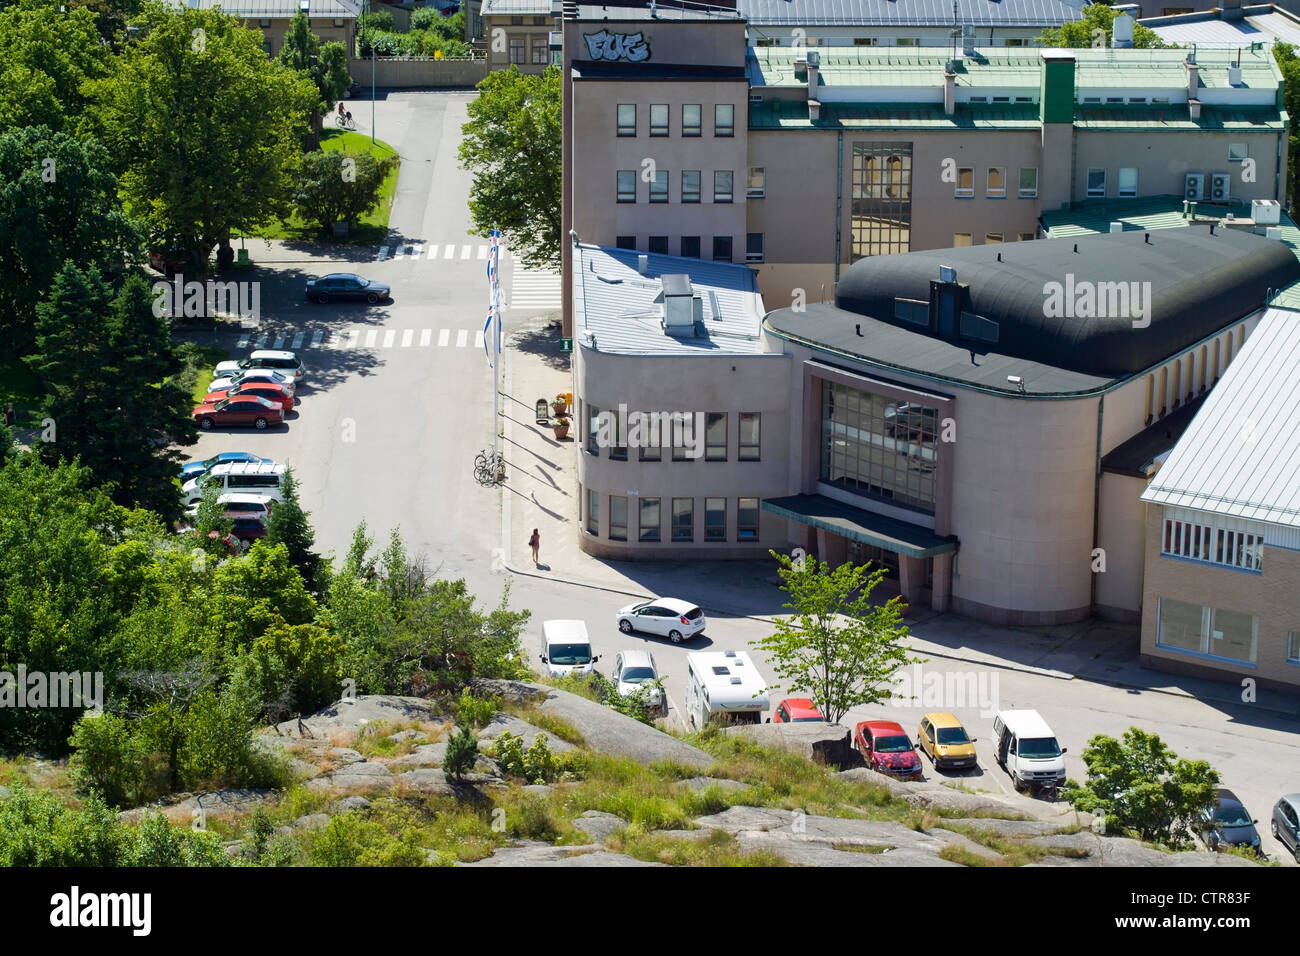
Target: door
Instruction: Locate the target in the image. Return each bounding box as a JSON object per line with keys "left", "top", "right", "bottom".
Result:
{"left": 921, "top": 719, "right": 933, "bottom": 757}
{"left": 996, "top": 727, "right": 1010, "bottom": 765}
{"left": 938, "top": 289, "right": 956, "bottom": 337}
{"left": 641, "top": 606, "right": 666, "bottom": 636}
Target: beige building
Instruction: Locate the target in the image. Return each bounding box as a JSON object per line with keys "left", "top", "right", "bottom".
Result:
{"left": 186, "top": 0, "right": 360, "bottom": 56}
{"left": 1139, "top": 306, "right": 1300, "bottom": 692}
{"left": 481, "top": 0, "right": 558, "bottom": 72}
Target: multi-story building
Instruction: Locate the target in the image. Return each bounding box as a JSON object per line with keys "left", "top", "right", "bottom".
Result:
{"left": 480, "top": 0, "right": 558, "bottom": 72}
{"left": 186, "top": 0, "right": 361, "bottom": 56}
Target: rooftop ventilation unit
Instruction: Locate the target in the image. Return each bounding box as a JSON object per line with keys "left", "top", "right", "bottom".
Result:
{"left": 637, "top": 254, "right": 649, "bottom": 275}
{"left": 658, "top": 274, "right": 703, "bottom": 338}
{"left": 1252, "top": 199, "right": 1281, "bottom": 225}
{"left": 1267, "top": 226, "right": 1283, "bottom": 240}
{"left": 1210, "top": 172, "right": 1231, "bottom": 201}
{"left": 962, "top": 25, "right": 975, "bottom": 57}
{"left": 1109, "top": 221, "right": 1123, "bottom": 234}
{"left": 1184, "top": 173, "right": 1205, "bottom": 201}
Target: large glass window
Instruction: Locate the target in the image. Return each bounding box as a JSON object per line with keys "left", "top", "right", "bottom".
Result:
{"left": 609, "top": 496, "right": 627, "bottom": 541}
{"left": 747, "top": 166, "right": 765, "bottom": 198}
{"left": 712, "top": 236, "right": 732, "bottom": 262}
{"left": 713, "top": 170, "right": 733, "bottom": 203}
{"left": 1118, "top": 167, "right": 1138, "bottom": 198}
{"left": 639, "top": 497, "right": 661, "bottom": 542}
{"left": 705, "top": 412, "right": 727, "bottom": 461}
{"left": 672, "top": 414, "right": 696, "bottom": 460}
{"left": 986, "top": 167, "right": 1005, "bottom": 198}
{"left": 616, "top": 170, "right": 636, "bottom": 203}
{"left": 705, "top": 497, "right": 726, "bottom": 541}
{"left": 1210, "top": 607, "right": 1256, "bottom": 663}
{"left": 1019, "top": 167, "right": 1038, "bottom": 198}
{"left": 649, "top": 169, "right": 668, "bottom": 203}
{"left": 739, "top": 413, "right": 760, "bottom": 460}
{"left": 587, "top": 404, "right": 601, "bottom": 454}
{"left": 1156, "top": 598, "right": 1203, "bottom": 654}
{"left": 1156, "top": 598, "right": 1258, "bottom": 663}
{"left": 1162, "top": 518, "right": 1262, "bottom": 571}
{"left": 682, "top": 104, "right": 701, "bottom": 136}
{"left": 1087, "top": 167, "right": 1106, "bottom": 197}
{"left": 672, "top": 498, "right": 693, "bottom": 541}
{"left": 737, "top": 498, "right": 759, "bottom": 541}
{"left": 681, "top": 170, "right": 701, "bottom": 204}
{"left": 617, "top": 104, "right": 636, "bottom": 136}
{"left": 680, "top": 236, "right": 701, "bottom": 259}
{"left": 714, "top": 104, "right": 734, "bottom": 136}
{"left": 820, "top": 381, "right": 938, "bottom": 512}
{"left": 649, "top": 103, "right": 668, "bottom": 136}
{"left": 851, "top": 142, "right": 912, "bottom": 261}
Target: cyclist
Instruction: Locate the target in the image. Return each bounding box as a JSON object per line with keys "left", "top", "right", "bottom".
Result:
{"left": 337, "top": 101, "right": 345, "bottom": 117}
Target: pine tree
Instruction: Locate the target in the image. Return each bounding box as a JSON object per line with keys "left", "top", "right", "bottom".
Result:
{"left": 265, "top": 466, "right": 319, "bottom": 584}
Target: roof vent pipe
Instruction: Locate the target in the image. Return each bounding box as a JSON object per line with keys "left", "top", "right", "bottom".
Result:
{"left": 638, "top": 254, "right": 649, "bottom": 274}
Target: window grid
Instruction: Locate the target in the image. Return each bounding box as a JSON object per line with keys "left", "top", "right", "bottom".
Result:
{"left": 705, "top": 413, "right": 727, "bottom": 461}
{"left": 714, "top": 103, "right": 734, "bottom": 136}
{"left": 681, "top": 170, "right": 701, "bottom": 203}
{"left": 737, "top": 497, "right": 759, "bottom": 542}
{"left": 649, "top": 103, "right": 669, "bottom": 136}
{"left": 616, "top": 170, "right": 635, "bottom": 203}
{"left": 639, "top": 497, "right": 661, "bottom": 542}
{"left": 617, "top": 104, "right": 636, "bottom": 136}
{"left": 713, "top": 170, "right": 733, "bottom": 203}
{"left": 609, "top": 496, "right": 627, "bottom": 541}
{"left": 821, "top": 381, "right": 938, "bottom": 513}
{"left": 682, "top": 104, "right": 702, "bottom": 136}
{"left": 1162, "top": 518, "right": 1263, "bottom": 571}
{"left": 851, "top": 142, "right": 912, "bottom": 261}
{"left": 739, "top": 412, "right": 760, "bottom": 460}
{"left": 705, "top": 497, "right": 726, "bottom": 541}
{"left": 649, "top": 169, "right": 668, "bottom": 203}
{"left": 672, "top": 498, "right": 693, "bottom": 542}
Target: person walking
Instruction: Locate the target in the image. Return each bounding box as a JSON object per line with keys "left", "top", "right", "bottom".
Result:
{"left": 529, "top": 528, "right": 540, "bottom": 566}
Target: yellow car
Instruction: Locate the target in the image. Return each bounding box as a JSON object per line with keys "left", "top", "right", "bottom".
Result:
{"left": 917, "top": 713, "right": 978, "bottom": 771}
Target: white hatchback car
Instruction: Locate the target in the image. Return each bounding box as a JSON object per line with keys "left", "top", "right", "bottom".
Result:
{"left": 208, "top": 368, "right": 297, "bottom": 396}
{"left": 610, "top": 650, "right": 666, "bottom": 717}
{"left": 615, "top": 597, "right": 706, "bottom": 643}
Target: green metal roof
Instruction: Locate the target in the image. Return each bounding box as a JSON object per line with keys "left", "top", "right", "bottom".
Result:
{"left": 749, "top": 100, "right": 1043, "bottom": 130}
{"left": 1040, "top": 195, "right": 1300, "bottom": 310}
{"left": 1074, "top": 105, "right": 1286, "bottom": 130}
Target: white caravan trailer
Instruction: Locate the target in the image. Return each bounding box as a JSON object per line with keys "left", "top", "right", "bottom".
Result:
{"left": 685, "top": 650, "right": 769, "bottom": 728}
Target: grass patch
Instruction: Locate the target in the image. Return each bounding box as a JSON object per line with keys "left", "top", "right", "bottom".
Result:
{"left": 351, "top": 719, "right": 449, "bottom": 760}
{"left": 172, "top": 341, "right": 231, "bottom": 408}
{"left": 609, "top": 828, "right": 788, "bottom": 867}
{"left": 831, "top": 842, "right": 890, "bottom": 853}
{"left": 501, "top": 703, "right": 586, "bottom": 747}
{"left": 249, "top": 130, "right": 399, "bottom": 245}
{"left": 936, "top": 822, "right": 1091, "bottom": 867}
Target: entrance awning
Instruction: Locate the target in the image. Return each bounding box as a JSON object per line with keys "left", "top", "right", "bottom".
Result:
{"left": 762, "top": 494, "right": 959, "bottom": 559}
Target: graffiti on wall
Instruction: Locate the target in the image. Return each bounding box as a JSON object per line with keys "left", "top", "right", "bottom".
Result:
{"left": 583, "top": 30, "right": 651, "bottom": 63}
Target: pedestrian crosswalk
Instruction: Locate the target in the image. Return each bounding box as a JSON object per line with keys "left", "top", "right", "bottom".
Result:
{"left": 369, "top": 241, "right": 563, "bottom": 313}
{"left": 510, "top": 267, "right": 562, "bottom": 310}
{"left": 376, "top": 242, "right": 515, "bottom": 262}
{"left": 235, "top": 326, "right": 488, "bottom": 351}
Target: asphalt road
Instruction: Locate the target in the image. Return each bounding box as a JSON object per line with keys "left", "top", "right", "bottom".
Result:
{"left": 179, "top": 92, "right": 1300, "bottom": 864}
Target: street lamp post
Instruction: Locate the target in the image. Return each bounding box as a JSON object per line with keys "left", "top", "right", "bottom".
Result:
{"left": 366, "top": 0, "right": 376, "bottom": 143}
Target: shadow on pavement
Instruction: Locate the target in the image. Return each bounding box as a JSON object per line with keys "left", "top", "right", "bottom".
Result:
{"left": 510, "top": 324, "right": 570, "bottom": 372}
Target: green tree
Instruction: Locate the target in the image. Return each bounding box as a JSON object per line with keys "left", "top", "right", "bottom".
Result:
{"left": 23, "top": 264, "right": 197, "bottom": 518}
{"left": 89, "top": 2, "right": 317, "bottom": 269}
{"left": 0, "top": 785, "right": 125, "bottom": 866}
{"left": 190, "top": 478, "right": 236, "bottom": 558}
{"left": 0, "top": 0, "right": 113, "bottom": 133}
{"left": 289, "top": 148, "right": 396, "bottom": 236}
{"left": 357, "top": 8, "right": 393, "bottom": 32}
{"left": 264, "top": 466, "right": 320, "bottom": 583}
{"left": 235, "top": 620, "right": 344, "bottom": 721}
{"left": 1274, "top": 42, "right": 1300, "bottom": 210}
{"left": 278, "top": 11, "right": 352, "bottom": 111}
{"left": 443, "top": 724, "right": 478, "bottom": 779}
{"left": 0, "top": 126, "right": 140, "bottom": 354}
{"left": 751, "top": 551, "right": 921, "bottom": 725}
{"left": 459, "top": 65, "right": 561, "bottom": 271}
{"left": 1064, "top": 727, "right": 1220, "bottom": 848}
{"left": 1039, "top": 3, "right": 1168, "bottom": 49}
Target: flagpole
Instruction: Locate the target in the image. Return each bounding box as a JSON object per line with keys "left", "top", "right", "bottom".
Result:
{"left": 491, "top": 229, "right": 502, "bottom": 461}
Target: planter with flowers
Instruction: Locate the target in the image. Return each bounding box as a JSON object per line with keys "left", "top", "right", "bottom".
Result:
{"left": 552, "top": 416, "right": 571, "bottom": 440}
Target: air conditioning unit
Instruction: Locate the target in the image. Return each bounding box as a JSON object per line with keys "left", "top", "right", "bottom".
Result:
{"left": 1210, "top": 172, "right": 1231, "bottom": 201}
{"left": 749, "top": 93, "right": 763, "bottom": 104}
{"left": 1252, "top": 198, "right": 1281, "bottom": 225}
{"left": 1184, "top": 173, "right": 1205, "bottom": 201}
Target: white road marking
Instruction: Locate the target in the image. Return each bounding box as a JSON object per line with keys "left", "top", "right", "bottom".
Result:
{"left": 460, "top": 244, "right": 471, "bottom": 259}
{"left": 344, "top": 328, "right": 359, "bottom": 350}
{"left": 237, "top": 335, "right": 249, "bottom": 348}
{"left": 254, "top": 333, "right": 267, "bottom": 348}
{"left": 401, "top": 328, "right": 413, "bottom": 347}
{"left": 364, "top": 329, "right": 378, "bottom": 348}
{"left": 382, "top": 329, "right": 396, "bottom": 348}
{"left": 291, "top": 332, "right": 304, "bottom": 349}
{"left": 475, "top": 329, "right": 485, "bottom": 349}
{"left": 272, "top": 334, "right": 286, "bottom": 349}
{"left": 408, "top": 244, "right": 422, "bottom": 258}
{"left": 310, "top": 330, "right": 323, "bottom": 348}
{"left": 419, "top": 328, "right": 431, "bottom": 347}
{"left": 427, "top": 245, "right": 439, "bottom": 259}
{"left": 394, "top": 244, "right": 407, "bottom": 259}
{"left": 456, "top": 329, "right": 468, "bottom": 347}
{"left": 444, "top": 244, "right": 455, "bottom": 259}
{"left": 377, "top": 245, "right": 390, "bottom": 261}
{"left": 438, "top": 329, "right": 449, "bottom": 347}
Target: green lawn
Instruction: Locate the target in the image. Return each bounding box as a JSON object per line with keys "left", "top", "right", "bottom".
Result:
{"left": 172, "top": 342, "right": 232, "bottom": 407}
{"left": 250, "top": 129, "right": 400, "bottom": 246}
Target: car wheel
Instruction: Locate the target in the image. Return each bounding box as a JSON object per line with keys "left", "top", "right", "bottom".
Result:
{"left": 1273, "top": 821, "right": 1280, "bottom": 839}
{"left": 366, "top": 292, "right": 380, "bottom": 304}
{"left": 199, "top": 418, "right": 213, "bottom": 431}
{"left": 316, "top": 292, "right": 329, "bottom": 304}
{"left": 669, "top": 629, "right": 684, "bottom": 643}
{"left": 618, "top": 619, "right": 633, "bottom": 634}
{"left": 254, "top": 417, "right": 268, "bottom": 429}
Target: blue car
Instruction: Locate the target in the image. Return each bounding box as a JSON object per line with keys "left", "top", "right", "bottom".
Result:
{"left": 179, "top": 452, "right": 272, "bottom": 483}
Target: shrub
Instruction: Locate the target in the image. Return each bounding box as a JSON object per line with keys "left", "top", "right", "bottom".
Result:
{"left": 455, "top": 689, "right": 498, "bottom": 730}
{"left": 443, "top": 725, "right": 478, "bottom": 779}
{"left": 67, "top": 713, "right": 141, "bottom": 808}
{"left": 493, "top": 731, "right": 556, "bottom": 784}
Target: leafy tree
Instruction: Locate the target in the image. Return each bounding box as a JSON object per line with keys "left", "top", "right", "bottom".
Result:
{"left": 751, "top": 551, "right": 920, "bottom": 725}
{"left": 0, "top": 785, "right": 124, "bottom": 866}
{"left": 264, "top": 466, "right": 320, "bottom": 583}
{"left": 1064, "top": 727, "right": 1220, "bottom": 848}
{"left": 459, "top": 65, "right": 561, "bottom": 271}
{"left": 234, "top": 620, "right": 344, "bottom": 722}
{"left": 289, "top": 148, "right": 396, "bottom": 236}
{"left": 0, "top": 126, "right": 141, "bottom": 354}
{"left": 123, "top": 810, "right": 230, "bottom": 866}
{"left": 88, "top": 2, "right": 317, "bottom": 269}
{"left": 278, "top": 11, "right": 352, "bottom": 110}
{"left": 410, "top": 7, "right": 438, "bottom": 31}
{"left": 357, "top": 8, "right": 394, "bottom": 32}
{"left": 1275, "top": 43, "right": 1300, "bottom": 210}
{"left": 23, "top": 264, "right": 197, "bottom": 518}
{"left": 1039, "top": 3, "right": 1168, "bottom": 49}
{"left": 190, "top": 478, "right": 236, "bottom": 557}
{"left": 63, "top": 0, "right": 147, "bottom": 45}
{"left": 0, "top": 1, "right": 113, "bottom": 133}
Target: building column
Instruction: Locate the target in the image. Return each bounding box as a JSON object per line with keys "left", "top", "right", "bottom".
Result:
{"left": 899, "top": 554, "right": 926, "bottom": 607}
{"left": 816, "top": 528, "right": 848, "bottom": 567}
{"left": 930, "top": 553, "right": 953, "bottom": 613}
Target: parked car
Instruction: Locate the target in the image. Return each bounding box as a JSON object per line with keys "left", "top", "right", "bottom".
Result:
{"left": 615, "top": 597, "right": 706, "bottom": 643}
{"left": 213, "top": 350, "right": 305, "bottom": 384}
{"left": 772, "top": 698, "right": 824, "bottom": 723}
{"left": 192, "top": 394, "right": 284, "bottom": 431}
{"left": 992, "top": 709, "right": 1066, "bottom": 793}
{"left": 185, "top": 492, "right": 276, "bottom": 520}
{"left": 176, "top": 525, "right": 242, "bottom": 554}
{"left": 227, "top": 513, "right": 269, "bottom": 545}
{"left": 854, "top": 720, "right": 924, "bottom": 780}
{"left": 343, "top": 80, "right": 362, "bottom": 98}
{"left": 539, "top": 620, "right": 597, "bottom": 678}
{"left": 202, "top": 382, "right": 295, "bottom": 412}
{"left": 916, "top": 712, "right": 978, "bottom": 771}
{"left": 179, "top": 452, "right": 272, "bottom": 483}
{"left": 305, "top": 273, "right": 392, "bottom": 305}
{"left": 207, "top": 368, "right": 296, "bottom": 397}
{"left": 1271, "top": 794, "right": 1300, "bottom": 861}
{"left": 181, "top": 463, "right": 287, "bottom": 508}
{"left": 1198, "top": 788, "right": 1262, "bottom": 854}
{"left": 148, "top": 247, "right": 189, "bottom": 277}
{"left": 609, "top": 650, "right": 666, "bottom": 718}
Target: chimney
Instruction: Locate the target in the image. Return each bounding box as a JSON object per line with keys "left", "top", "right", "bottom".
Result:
{"left": 944, "top": 68, "right": 956, "bottom": 115}
{"left": 807, "top": 50, "right": 820, "bottom": 96}
{"left": 1109, "top": 221, "right": 1123, "bottom": 234}
{"left": 809, "top": 99, "right": 821, "bottom": 122}
{"left": 1228, "top": 63, "right": 1242, "bottom": 86}
{"left": 1185, "top": 56, "right": 1200, "bottom": 104}
{"left": 1111, "top": 13, "right": 1134, "bottom": 48}
{"left": 962, "top": 25, "right": 975, "bottom": 57}
{"left": 638, "top": 254, "right": 649, "bottom": 275}
{"left": 1189, "top": 98, "right": 1202, "bottom": 119}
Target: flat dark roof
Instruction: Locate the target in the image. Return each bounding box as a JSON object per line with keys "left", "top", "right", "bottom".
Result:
{"left": 762, "top": 494, "right": 958, "bottom": 558}
{"left": 1101, "top": 394, "right": 1207, "bottom": 478}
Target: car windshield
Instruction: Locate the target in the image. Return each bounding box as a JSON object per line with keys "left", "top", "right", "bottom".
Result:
{"left": 202, "top": 455, "right": 221, "bottom": 468}
{"left": 1215, "top": 805, "right": 1252, "bottom": 827}
{"left": 549, "top": 643, "right": 591, "bottom": 665}
{"left": 874, "top": 735, "right": 913, "bottom": 753}
{"left": 213, "top": 398, "right": 230, "bottom": 411}
{"left": 793, "top": 716, "right": 823, "bottom": 722}
{"left": 937, "top": 727, "right": 971, "bottom": 745}
{"left": 1018, "top": 737, "right": 1062, "bottom": 759}
{"left": 621, "top": 666, "right": 655, "bottom": 682}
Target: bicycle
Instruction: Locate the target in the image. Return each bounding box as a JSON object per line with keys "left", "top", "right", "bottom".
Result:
{"left": 473, "top": 449, "right": 505, "bottom": 486}
{"left": 333, "top": 112, "right": 356, "bottom": 130}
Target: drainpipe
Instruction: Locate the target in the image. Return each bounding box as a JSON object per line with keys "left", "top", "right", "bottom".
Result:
{"left": 1090, "top": 393, "right": 1104, "bottom": 613}
{"left": 834, "top": 130, "right": 843, "bottom": 283}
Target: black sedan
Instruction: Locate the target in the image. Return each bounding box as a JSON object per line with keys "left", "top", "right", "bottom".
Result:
{"left": 305, "top": 274, "right": 392, "bottom": 305}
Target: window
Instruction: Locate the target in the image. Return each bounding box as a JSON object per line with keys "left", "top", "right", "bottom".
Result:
{"left": 610, "top": 409, "right": 627, "bottom": 460}
{"left": 992, "top": 96, "right": 1011, "bottom": 104}
{"left": 953, "top": 233, "right": 972, "bottom": 247}
{"left": 739, "top": 413, "right": 760, "bottom": 460}
{"left": 509, "top": 39, "right": 526, "bottom": 64}
{"left": 1289, "top": 632, "right": 1300, "bottom": 664}
{"left": 712, "top": 236, "right": 733, "bottom": 262}
{"left": 672, "top": 415, "right": 696, "bottom": 460}
{"left": 821, "top": 381, "right": 939, "bottom": 512}
{"left": 746, "top": 233, "right": 764, "bottom": 263}
{"left": 1018, "top": 167, "right": 1038, "bottom": 198}
{"left": 259, "top": 18, "right": 271, "bottom": 27}
{"left": 616, "top": 170, "right": 636, "bottom": 203}
{"left": 1118, "top": 167, "right": 1138, "bottom": 198}
{"left": 714, "top": 170, "right": 733, "bottom": 203}
{"left": 672, "top": 498, "right": 693, "bottom": 542}
{"left": 586, "top": 489, "right": 599, "bottom": 535}
{"left": 854, "top": 37, "right": 878, "bottom": 46}
{"left": 647, "top": 236, "right": 668, "bottom": 254}
{"left": 650, "top": 103, "right": 669, "bottom": 136}
{"left": 649, "top": 169, "right": 668, "bottom": 203}
{"left": 1004, "top": 37, "right": 1027, "bottom": 46}
{"left": 680, "top": 236, "right": 701, "bottom": 258}
{"left": 986, "top": 167, "right": 1006, "bottom": 198}
{"left": 616, "top": 235, "right": 636, "bottom": 250}
{"left": 1087, "top": 168, "right": 1106, "bottom": 197}
{"left": 714, "top": 104, "right": 735, "bottom": 136}
{"left": 1162, "top": 517, "right": 1263, "bottom": 571}
{"left": 587, "top": 404, "right": 601, "bottom": 454}
{"left": 1229, "top": 142, "right": 1248, "bottom": 162}
{"left": 737, "top": 498, "right": 759, "bottom": 541}
{"left": 510, "top": 15, "right": 523, "bottom": 24}
{"left": 533, "top": 15, "right": 549, "bottom": 25}
{"left": 609, "top": 496, "right": 627, "bottom": 541}
{"left": 532, "top": 40, "right": 548, "bottom": 64}
{"left": 333, "top": 18, "right": 344, "bottom": 26}
{"left": 681, "top": 170, "right": 701, "bottom": 203}
{"left": 705, "top": 497, "right": 726, "bottom": 541}
{"left": 985, "top": 233, "right": 1003, "bottom": 244}
{"left": 639, "top": 498, "right": 661, "bottom": 542}
{"left": 617, "top": 104, "right": 636, "bottom": 137}
{"left": 747, "top": 167, "right": 765, "bottom": 198}
{"left": 682, "top": 104, "right": 702, "bottom": 136}
{"left": 1018, "top": 232, "right": 1035, "bottom": 241}
{"left": 1156, "top": 599, "right": 1257, "bottom": 663}
{"left": 851, "top": 142, "right": 913, "bottom": 260}
{"left": 895, "top": 37, "right": 919, "bottom": 46}
{"left": 705, "top": 413, "right": 727, "bottom": 461}
{"left": 956, "top": 167, "right": 973, "bottom": 198}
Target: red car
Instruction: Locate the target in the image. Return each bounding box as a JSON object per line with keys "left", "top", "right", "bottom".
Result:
{"left": 202, "top": 382, "right": 295, "bottom": 413}
{"left": 192, "top": 394, "right": 284, "bottom": 431}
{"left": 855, "top": 720, "right": 924, "bottom": 780}
{"left": 773, "top": 698, "right": 825, "bottom": 723}
{"left": 227, "top": 513, "right": 269, "bottom": 544}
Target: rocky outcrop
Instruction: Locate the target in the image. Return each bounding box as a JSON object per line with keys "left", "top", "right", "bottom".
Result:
{"left": 724, "top": 723, "right": 854, "bottom": 766}
{"left": 476, "top": 714, "right": 577, "bottom": 753}
{"left": 457, "top": 840, "right": 663, "bottom": 867}
{"left": 271, "top": 696, "right": 443, "bottom": 739}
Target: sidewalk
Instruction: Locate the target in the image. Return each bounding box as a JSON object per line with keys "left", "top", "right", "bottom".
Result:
{"left": 227, "top": 238, "right": 381, "bottom": 265}
{"left": 499, "top": 332, "right": 1300, "bottom": 721}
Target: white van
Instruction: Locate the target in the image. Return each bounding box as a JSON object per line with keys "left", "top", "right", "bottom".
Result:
{"left": 992, "top": 709, "right": 1067, "bottom": 792}
{"left": 539, "top": 620, "right": 598, "bottom": 678}
{"left": 685, "top": 650, "right": 769, "bottom": 729}
{"left": 181, "top": 461, "right": 287, "bottom": 507}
